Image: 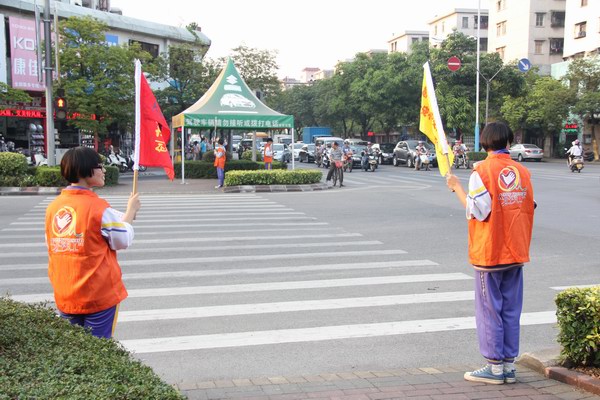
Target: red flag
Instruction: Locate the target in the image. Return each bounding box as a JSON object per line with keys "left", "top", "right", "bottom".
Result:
{"left": 134, "top": 60, "right": 174, "bottom": 180}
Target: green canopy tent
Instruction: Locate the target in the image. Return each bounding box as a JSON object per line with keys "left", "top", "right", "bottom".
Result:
{"left": 172, "top": 58, "right": 294, "bottom": 182}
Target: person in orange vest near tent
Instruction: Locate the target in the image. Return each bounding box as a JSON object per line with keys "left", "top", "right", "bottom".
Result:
{"left": 214, "top": 137, "right": 226, "bottom": 188}
{"left": 446, "top": 122, "right": 535, "bottom": 386}
{"left": 264, "top": 137, "right": 274, "bottom": 170}
{"left": 45, "top": 146, "right": 141, "bottom": 339}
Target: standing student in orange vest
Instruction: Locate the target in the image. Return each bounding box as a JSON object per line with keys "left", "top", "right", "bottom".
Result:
{"left": 214, "top": 137, "right": 226, "bottom": 188}
{"left": 446, "top": 122, "right": 535, "bottom": 385}
{"left": 45, "top": 147, "right": 141, "bottom": 339}
{"left": 264, "top": 138, "right": 273, "bottom": 170}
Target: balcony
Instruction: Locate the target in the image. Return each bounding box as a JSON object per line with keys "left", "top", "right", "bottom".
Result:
{"left": 551, "top": 11, "right": 565, "bottom": 27}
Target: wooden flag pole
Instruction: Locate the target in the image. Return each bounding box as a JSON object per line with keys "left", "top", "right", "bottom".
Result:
{"left": 132, "top": 169, "right": 139, "bottom": 194}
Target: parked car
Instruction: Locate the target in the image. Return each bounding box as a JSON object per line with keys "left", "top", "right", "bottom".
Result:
{"left": 291, "top": 143, "right": 304, "bottom": 161}
{"left": 299, "top": 144, "right": 316, "bottom": 163}
{"left": 350, "top": 145, "right": 367, "bottom": 167}
{"left": 509, "top": 143, "right": 543, "bottom": 162}
{"left": 392, "top": 140, "right": 437, "bottom": 168}
{"left": 237, "top": 139, "right": 261, "bottom": 158}
{"left": 375, "top": 143, "right": 395, "bottom": 164}
{"left": 272, "top": 143, "right": 292, "bottom": 163}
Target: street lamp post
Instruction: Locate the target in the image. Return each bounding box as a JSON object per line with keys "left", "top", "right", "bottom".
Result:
{"left": 478, "top": 65, "right": 504, "bottom": 125}
{"left": 475, "top": 0, "right": 481, "bottom": 151}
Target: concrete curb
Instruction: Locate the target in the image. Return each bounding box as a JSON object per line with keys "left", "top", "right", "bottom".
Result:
{"left": 0, "top": 187, "right": 62, "bottom": 196}
{"left": 518, "top": 348, "right": 600, "bottom": 396}
{"left": 223, "top": 183, "right": 329, "bottom": 193}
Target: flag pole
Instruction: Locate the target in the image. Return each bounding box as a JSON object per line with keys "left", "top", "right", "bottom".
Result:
{"left": 133, "top": 59, "right": 141, "bottom": 194}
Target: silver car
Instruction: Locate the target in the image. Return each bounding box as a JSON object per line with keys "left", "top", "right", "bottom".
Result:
{"left": 509, "top": 144, "right": 543, "bottom": 162}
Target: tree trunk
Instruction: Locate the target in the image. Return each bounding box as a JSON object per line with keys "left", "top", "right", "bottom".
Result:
{"left": 593, "top": 123, "right": 599, "bottom": 161}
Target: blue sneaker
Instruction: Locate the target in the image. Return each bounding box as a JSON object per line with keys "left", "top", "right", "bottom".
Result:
{"left": 464, "top": 365, "right": 505, "bottom": 384}
{"left": 504, "top": 369, "right": 516, "bottom": 384}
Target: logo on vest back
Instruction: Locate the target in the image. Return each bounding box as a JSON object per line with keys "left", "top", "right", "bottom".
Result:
{"left": 497, "top": 166, "right": 527, "bottom": 206}
{"left": 50, "top": 206, "right": 84, "bottom": 252}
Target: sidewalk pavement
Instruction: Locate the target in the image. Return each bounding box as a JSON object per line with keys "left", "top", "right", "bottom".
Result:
{"left": 176, "top": 354, "right": 600, "bottom": 400}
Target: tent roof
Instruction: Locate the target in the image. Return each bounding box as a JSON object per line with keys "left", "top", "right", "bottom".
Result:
{"left": 172, "top": 58, "right": 293, "bottom": 129}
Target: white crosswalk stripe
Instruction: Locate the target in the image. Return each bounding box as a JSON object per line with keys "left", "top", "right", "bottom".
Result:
{"left": 0, "top": 193, "right": 559, "bottom": 359}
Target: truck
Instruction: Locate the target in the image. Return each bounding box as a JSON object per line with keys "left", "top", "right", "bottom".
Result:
{"left": 302, "top": 127, "right": 332, "bottom": 144}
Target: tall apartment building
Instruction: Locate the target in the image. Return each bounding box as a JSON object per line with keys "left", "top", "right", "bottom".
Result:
{"left": 487, "top": 0, "right": 566, "bottom": 75}
{"left": 562, "top": 0, "right": 600, "bottom": 59}
{"left": 388, "top": 31, "right": 429, "bottom": 54}
{"left": 428, "top": 8, "right": 489, "bottom": 52}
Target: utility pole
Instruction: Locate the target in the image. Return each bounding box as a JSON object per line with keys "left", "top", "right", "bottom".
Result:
{"left": 43, "top": 0, "right": 55, "bottom": 166}
{"left": 475, "top": 0, "right": 481, "bottom": 151}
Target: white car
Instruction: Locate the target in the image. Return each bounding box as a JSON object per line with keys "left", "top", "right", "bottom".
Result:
{"left": 220, "top": 93, "right": 256, "bottom": 109}
{"left": 291, "top": 143, "right": 304, "bottom": 160}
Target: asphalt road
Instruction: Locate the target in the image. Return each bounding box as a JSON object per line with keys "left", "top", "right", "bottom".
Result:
{"left": 0, "top": 160, "right": 598, "bottom": 386}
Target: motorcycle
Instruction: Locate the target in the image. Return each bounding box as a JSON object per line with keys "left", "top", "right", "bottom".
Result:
{"left": 125, "top": 154, "right": 147, "bottom": 172}
{"left": 361, "top": 151, "right": 378, "bottom": 172}
{"left": 569, "top": 155, "right": 584, "bottom": 173}
{"left": 321, "top": 152, "right": 331, "bottom": 169}
{"left": 31, "top": 151, "right": 48, "bottom": 167}
{"left": 106, "top": 151, "right": 129, "bottom": 173}
{"left": 453, "top": 153, "right": 470, "bottom": 169}
{"left": 343, "top": 152, "right": 353, "bottom": 173}
{"left": 415, "top": 152, "right": 433, "bottom": 171}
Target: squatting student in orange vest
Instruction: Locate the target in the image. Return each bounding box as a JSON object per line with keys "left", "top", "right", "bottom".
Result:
{"left": 263, "top": 137, "right": 273, "bottom": 170}
{"left": 214, "top": 137, "right": 226, "bottom": 188}
{"left": 446, "top": 122, "right": 535, "bottom": 385}
{"left": 45, "top": 146, "right": 141, "bottom": 339}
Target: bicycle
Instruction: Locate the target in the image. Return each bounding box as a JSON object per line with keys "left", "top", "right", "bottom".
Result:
{"left": 331, "top": 160, "right": 344, "bottom": 187}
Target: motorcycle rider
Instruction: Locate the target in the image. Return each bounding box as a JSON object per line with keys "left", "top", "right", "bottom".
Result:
{"left": 326, "top": 141, "right": 344, "bottom": 187}
{"left": 361, "top": 142, "right": 374, "bottom": 170}
{"left": 453, "top": 140, "right": 469, "bottom": 167}
{"left": 342, "top": 139, "right": 353, "bottom": 169}
{"left": 414, "top": 140, "right": 429, "bottom": 171}
{"left": 566, "top": 139, "right": 583, "bottom": 167}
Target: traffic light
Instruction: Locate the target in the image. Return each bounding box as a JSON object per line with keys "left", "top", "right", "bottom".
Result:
{"left": 55, "top": 94, "right": 67, "bottom": 121}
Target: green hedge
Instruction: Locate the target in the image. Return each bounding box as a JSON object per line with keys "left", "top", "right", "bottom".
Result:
{"left": 32, "top": 166, "right": 119, "bottom": 187}
{"left": 0, "top": 298, "right": 184, "bottom": 399}
{"left": 174, "top": 160, "right": 286, "bottom": 179}
{"left": 241, "top": 150, "right": 263, "bottom": 161}
{"left": 556, "top": 286, "right": 600, "bottom": 367}
{"left": 467, "top": 151, "right": 488, "bottom": 162}
{"left": 224, "top": 170, "right": 322, "bottom": 186}
{"left": 201, "top": 150, "right": 233, "bottom": 163}
{"left": 0, "top": 152, "right": 29, "bottom": 186}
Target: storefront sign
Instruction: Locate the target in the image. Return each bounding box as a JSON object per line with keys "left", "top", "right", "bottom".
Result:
{"left": 9, "top": 16, "right": 44, "bottom": 91}
{"left": 563, "top": 123, "right": 578, "bottom": 132}
{"left": 0, "top": 108, "right": 96, "bottom": 120}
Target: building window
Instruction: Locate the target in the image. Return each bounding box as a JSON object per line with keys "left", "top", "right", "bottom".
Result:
{"left": 480, "top": 38, "right": 489, "bottom": 52}
{"left": 462, "top": 17, "right": 469, "bottom": 28}
{"left": 434, "top": 25, "right": 438, "bottom": 36}
{"left": 496, "top": 46, "right": 505, "bottom": 60}
{"left": 550, "top": 38, "right": 564, "bottom": 54}
{"left": 129, "top": 39, "right": 159, "bottom": 58}
{"left": 496, "top": 21, "right": 507, "bottom": 36}
{"left": 535, "top": 13, "right": 545, "bottom": 27}
{"left": 535, "top": 40, "right": 544, "bottom": 54}
{"left": 442, "top": 21, "right": 445, "bottom": 33}
{"left": 575, "top": 22, "right": 587, "bottom": 38}
{"left": 551, "top": 11, "right": 566, "bottom": 27}
{"left": 581, "top": 0, "right": 587, "bottom": 6}
{"left": 496, "top": 0, "right": 505, "bottom": 11}
{"left": 412, "top": 37, "right": 419, "bottom": 44}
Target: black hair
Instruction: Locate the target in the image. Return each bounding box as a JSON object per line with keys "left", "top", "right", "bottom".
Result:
{"left": 480, "top": 122, "right": 514, "bottom": 151}
{"left": 266, "top": 138, "right": 273, "bottom": 143}
{"left": 218, "top": 137, "right": 224, "bottom": 145}
{"left": 61, "top": 146, "right": 102, "bottom": 183}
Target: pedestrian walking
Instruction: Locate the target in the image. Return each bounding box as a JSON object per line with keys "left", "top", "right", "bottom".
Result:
{"left": 264, "top": 138, "right": 273, "bottom": 169}
{"left": 45, "top": 146, "right": 141, "bottom": 339}
{"left": 200, "top": 136, "right": 207, "bottom": 159}
{"left": 446, "top": 122, "right": 535, "bottom": 385}
{"left": 214, "top": 137, "right": 226, "bottom": 188}
{"left": 192, "top": 141, "right": 200, "bottom": 160}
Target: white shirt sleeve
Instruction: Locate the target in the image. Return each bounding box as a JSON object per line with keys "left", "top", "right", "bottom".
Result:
{"left": 466, "top": 171, "right": 492, "bottom": 221}
{"left": 101, "top": 207, "right": 134, "bottom": 250}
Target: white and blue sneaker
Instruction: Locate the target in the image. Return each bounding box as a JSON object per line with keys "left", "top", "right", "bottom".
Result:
{"left": 504, "top": 369, "right": 516, "bottom": 384}
{"left": 464, "top": 364, "right": 505, "bottom": 384}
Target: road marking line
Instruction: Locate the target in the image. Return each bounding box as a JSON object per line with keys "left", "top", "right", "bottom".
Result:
{"left": 119, "top": 311, "right": 556, "bottom": 353}
{"left": 1, "top": 222, "right": 330, "bottom": 232}
{"left": 9, "top": 272, "right": 470, "bottom": 303}
{"left": 118, "top": 291, "right": 475, "bottom": 322}
{"left": 0, "top": 260, "right": 439, "bottom": 285}
{"left": 550, "top": 284, "right": 599, "bottom": 290}
{"left": 11, "top": 214, "right": 311, "bottom": 225}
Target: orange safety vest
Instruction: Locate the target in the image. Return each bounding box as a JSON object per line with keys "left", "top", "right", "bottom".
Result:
{"left": 263, "top": 143, "right": 273, "bottom": 163}
{"left": 214, "top": 145, "right": 226, "bottom": 169}
{"left": 45, "top": 189, "right": 127, "bottom": 314}
{"left": 468, "top": 153, "right": 535, "bottom": 267}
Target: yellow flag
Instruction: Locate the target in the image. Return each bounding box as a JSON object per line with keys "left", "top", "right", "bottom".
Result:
{"left": 419, "top": 62, "right": 454, "bottom": 177}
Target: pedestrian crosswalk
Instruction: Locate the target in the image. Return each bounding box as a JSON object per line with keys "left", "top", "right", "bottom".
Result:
{"left": 0, "top": 193, "right": 559, "bottom": 372}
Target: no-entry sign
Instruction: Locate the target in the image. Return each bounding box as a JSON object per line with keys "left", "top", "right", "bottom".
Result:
{"left": 447, "top": 56, "right": 461, "bottom": 72}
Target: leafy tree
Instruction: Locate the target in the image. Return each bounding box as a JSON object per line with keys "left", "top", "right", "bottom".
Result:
{"left": 566, "top": 56, "right": 600, "bottom": 160}
{"left": 224, "top": 45, "right": 281, "bottom": 100}
{"left": 56, "top": 16, "right": 154, "bottom": 136}
{"left": 0, "top": 83, "right": 31, "bottom": 105}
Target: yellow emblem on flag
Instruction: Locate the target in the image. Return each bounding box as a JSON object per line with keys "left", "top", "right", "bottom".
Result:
{"left": 419, "top": 62, "right": 454, "bottom": 177}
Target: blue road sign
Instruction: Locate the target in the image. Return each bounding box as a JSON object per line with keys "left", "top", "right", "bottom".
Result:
{"left": 518, "top": 58, "right": 532, "bottom": 72}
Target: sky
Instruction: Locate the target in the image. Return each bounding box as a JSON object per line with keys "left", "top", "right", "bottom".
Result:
{"left": 112, "top": 0, "right": 479, "bottom": 79}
